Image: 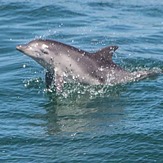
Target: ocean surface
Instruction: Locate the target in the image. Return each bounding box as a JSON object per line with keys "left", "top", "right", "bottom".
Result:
{"left": 0, "top": 0, "right": 163, "bottom": 162}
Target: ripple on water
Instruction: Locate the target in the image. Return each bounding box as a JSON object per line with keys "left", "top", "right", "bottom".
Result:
{"left": 0, "top": 0, "right": 163, "bottom": 162}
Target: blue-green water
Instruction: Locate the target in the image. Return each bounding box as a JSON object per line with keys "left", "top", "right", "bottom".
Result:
{"left": 0, "top": 0, "right": 163, "bottom": 162}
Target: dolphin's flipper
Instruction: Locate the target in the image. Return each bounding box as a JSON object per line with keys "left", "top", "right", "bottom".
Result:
{"left": 45, "top": 71, "right": 54, "bottom": 89}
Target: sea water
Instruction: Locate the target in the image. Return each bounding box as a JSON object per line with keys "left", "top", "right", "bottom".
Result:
{"left": 0, "top": 0, "right": 163, "bottom": 162}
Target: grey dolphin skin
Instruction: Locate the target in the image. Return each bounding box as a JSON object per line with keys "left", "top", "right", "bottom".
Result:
{"left": 16, "top": 39, "right": 159, "bottom": 92}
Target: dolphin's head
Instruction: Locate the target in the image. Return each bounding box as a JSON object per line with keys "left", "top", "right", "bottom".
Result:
{"left": 16, "top": 39, "right": 54, "bottom": 70}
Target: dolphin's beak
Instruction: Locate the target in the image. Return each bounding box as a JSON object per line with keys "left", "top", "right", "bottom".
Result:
{"left": 16, "top": 45, "right": 23, "bottom": 51}
{"left": 16, "top": 44, "right": 27, "bottom": 53}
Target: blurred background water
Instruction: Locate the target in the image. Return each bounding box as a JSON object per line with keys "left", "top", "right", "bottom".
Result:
{"left": 0, "top": 0, "right": 163, "bottom": 162}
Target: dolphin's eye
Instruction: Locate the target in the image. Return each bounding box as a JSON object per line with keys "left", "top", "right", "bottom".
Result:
{"left": 41, "top": 49, "right": 48, "bottom": 55}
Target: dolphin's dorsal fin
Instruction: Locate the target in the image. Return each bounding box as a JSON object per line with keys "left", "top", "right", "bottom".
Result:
{"left": 90, "top": 46, "right": 118, "bottom": 66}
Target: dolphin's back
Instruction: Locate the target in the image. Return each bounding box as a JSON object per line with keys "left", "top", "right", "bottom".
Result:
{"left": 37, "top": 39, "right": 89, "bottom": 56}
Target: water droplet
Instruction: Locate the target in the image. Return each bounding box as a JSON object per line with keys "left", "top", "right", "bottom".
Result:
{"left": 23, "top": 64, "right": 26, "bottom": 68}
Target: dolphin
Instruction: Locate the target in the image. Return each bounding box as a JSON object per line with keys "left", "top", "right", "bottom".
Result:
{"left": 16, "top": 39, "right": 159, "bottom": 91}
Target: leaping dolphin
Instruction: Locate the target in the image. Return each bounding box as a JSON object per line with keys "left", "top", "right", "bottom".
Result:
{"left": 16, "top": 39, "right": 158, "bottom": 91}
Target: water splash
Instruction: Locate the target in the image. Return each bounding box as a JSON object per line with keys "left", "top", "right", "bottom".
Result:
{"left": 23, "top": 77, "right": 44, "bottom": 89}
{"left": 23, "top": 57, "right": 163, "bottom": 102}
